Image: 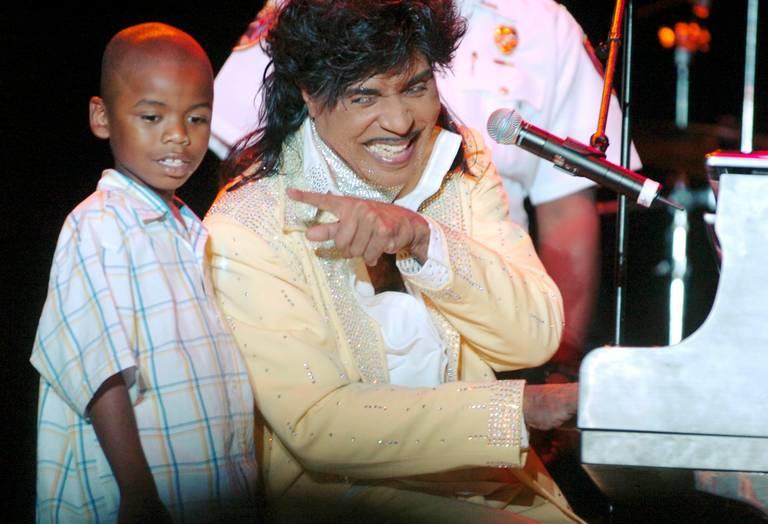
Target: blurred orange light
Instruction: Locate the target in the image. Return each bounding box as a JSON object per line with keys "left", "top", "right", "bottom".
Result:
{"left": 658, "top": 21, "right": 711, "bottom": 52}
{"left": 693, "top": 5, "right": 710, "bottom": 19}
{"left": 658, "top": 26, "right": 676, "bottom": 48}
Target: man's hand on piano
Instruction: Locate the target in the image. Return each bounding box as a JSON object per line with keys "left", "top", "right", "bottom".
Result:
{"left": 523, "top": 382, "right": 578, "bottom": 431}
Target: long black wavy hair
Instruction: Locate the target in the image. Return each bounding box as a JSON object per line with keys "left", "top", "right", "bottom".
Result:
{"left": 221, "top": 0, "right": 467, "bottom": 184}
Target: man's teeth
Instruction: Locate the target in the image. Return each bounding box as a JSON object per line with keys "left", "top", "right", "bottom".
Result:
{"left": 366, "top": 142, "right": 408, "bottom": 159}
{"left": 160, "top": 158, "right": 184, "bottom": 167}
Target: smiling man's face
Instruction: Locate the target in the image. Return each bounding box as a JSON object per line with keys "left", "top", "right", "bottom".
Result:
{"left": 304, "top": 53, "right": 441, "bottom": 195}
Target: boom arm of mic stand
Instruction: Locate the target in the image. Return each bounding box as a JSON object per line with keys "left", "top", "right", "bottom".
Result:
{"left": 591, "top": 0, "right": 627, "bottom": 152}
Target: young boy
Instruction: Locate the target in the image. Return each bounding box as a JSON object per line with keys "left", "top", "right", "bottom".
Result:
{"left": 30, "top": 23, "right": 258, "bottom": 523}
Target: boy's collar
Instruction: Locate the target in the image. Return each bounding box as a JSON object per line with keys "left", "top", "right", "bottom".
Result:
{"left": 98, "top": 169, "right": 191, "bottom": 224}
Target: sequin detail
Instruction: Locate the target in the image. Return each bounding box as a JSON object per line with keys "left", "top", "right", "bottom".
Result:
{"left": 443, "top": 227, "right": 486, "bottom": 292}
{"left": 417, "top": 174, "right": 465, "bottom": 379}
{"left": 486, "top": 461, "right": 518, "bottom": 468}
{"left": 207, "top": 175, "right": 310, "bottom": 293}
{"left": 422, "top": 172, "right": 485, "bottom": 301}
{"left": 487, "top": 380, "right": 524, "bottom": 448}
{"left": 423, "top": 295, "right": 461, "bottom": 383}
{"left": 303, "top": 362, "right": 316, "bottom": 384}
{"left": 317, "top": 254, "right": 389, "bottom": 384}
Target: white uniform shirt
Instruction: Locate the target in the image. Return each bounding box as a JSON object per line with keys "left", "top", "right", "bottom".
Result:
{"left": 439, "top": 0, "right": 641, "bottom": 226}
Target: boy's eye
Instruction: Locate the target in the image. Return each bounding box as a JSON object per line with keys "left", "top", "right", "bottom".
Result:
{"left": 140, "top": 114, "right": 160, "bottom": 123}
{"left": 188, "top": 115, "right": 210, "bottom": 125}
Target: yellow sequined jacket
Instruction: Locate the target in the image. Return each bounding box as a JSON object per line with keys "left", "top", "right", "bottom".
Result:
{"left": 205, "top": 122, "right": 578, "bottom": 522}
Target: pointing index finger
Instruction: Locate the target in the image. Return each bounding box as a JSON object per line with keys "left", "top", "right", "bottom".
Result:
{"left": 287, "top": 188, "right": 341, "bottom": 212}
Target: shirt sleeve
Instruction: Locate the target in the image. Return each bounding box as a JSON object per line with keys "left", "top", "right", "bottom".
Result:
{"left": 396, "top": 217, "right": 450, "bottom": 289}
{"left": 30, "top": 202, "right": 138, "bottom": 417}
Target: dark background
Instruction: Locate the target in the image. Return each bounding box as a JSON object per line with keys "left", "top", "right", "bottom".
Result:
{"left": 3, "top": 2, "right": 765, "bottom": 522}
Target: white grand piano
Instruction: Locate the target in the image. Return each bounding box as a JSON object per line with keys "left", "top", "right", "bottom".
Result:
{"left": 578, "top": 151, "right": 768, "bottom": 517}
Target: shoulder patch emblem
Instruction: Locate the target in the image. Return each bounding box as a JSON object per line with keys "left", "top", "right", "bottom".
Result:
{"left": 494, "top": 24, "right": 519, "bottom": 55}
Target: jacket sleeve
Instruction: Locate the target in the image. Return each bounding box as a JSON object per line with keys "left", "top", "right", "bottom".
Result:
{"left": 409, "top": 131, "right": 564, "bottom": 371}
{"left": 206, "top": 213, "right": 528, "bottom": 479}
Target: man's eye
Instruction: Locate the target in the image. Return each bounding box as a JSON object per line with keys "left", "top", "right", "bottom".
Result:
{"left": 350, "top": 95, "right": 374, "bottom": 105}
{"left": 405, "top": 84, "right": 427, "bottom": 95}
{"left": 140, "top": 114, "right": 160, "bottom": 123}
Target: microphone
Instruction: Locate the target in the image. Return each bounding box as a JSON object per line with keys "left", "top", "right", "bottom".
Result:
{"left": 486, "top": 108, "right": 682, "bottom": 210}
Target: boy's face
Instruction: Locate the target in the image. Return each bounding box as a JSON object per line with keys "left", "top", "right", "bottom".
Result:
{"left": 90, "top": 54, "right": 213, "bottom": 203}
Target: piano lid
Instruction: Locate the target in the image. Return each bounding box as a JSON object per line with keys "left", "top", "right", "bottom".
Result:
{"left": 706, "top": 150, "right": 768, "bottom": 179}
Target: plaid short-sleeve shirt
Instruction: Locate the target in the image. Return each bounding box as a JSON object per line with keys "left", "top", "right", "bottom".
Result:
{"left": 31, "top": 170, "right": 258, "bottom": 523}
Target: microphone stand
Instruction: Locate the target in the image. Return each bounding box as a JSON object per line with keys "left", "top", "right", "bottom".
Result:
{"left": 616, "top": 1, "right": 635, "bottom": 346}
{"left": 590, "top": 0, "right": 627, "bottom": 153}
{"left": 590, "top": 0, "right": 634, "bottom": 346}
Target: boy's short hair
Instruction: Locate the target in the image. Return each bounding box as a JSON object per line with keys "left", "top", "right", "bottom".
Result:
{"left": 100, "top": 22, "right": 212, "bottom": 106}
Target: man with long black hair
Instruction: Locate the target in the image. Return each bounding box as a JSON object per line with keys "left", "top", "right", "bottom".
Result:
{"left": 206, "top": 1, "right": 582, "bottom": 522}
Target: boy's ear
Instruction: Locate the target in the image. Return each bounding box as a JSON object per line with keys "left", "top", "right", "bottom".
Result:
{"left": 89, "top": 96, "right": 110, "bottom": 139}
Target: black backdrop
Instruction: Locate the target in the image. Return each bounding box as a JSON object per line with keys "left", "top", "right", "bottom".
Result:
{"left": 3, "top": 3, "right": 765, "bottom": 522}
